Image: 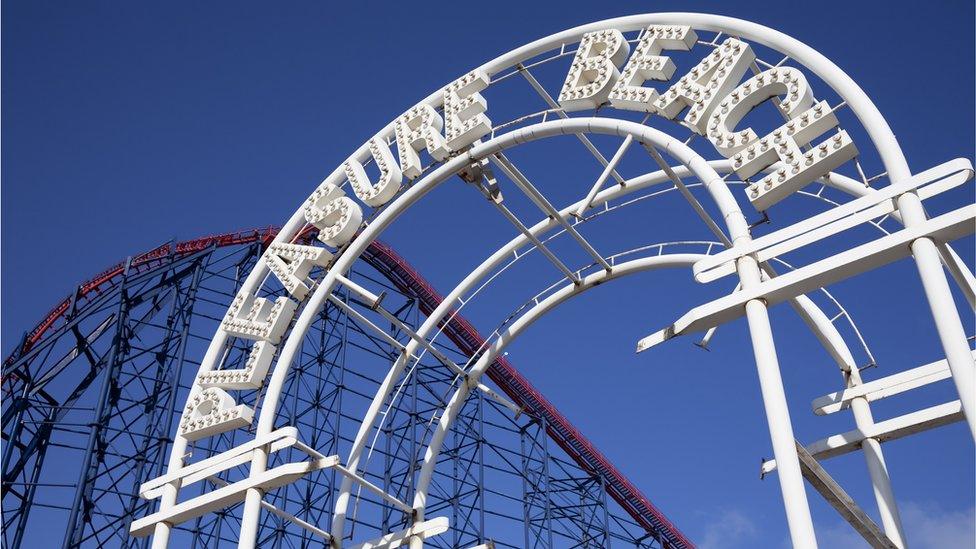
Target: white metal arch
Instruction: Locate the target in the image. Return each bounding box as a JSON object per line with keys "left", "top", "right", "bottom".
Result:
{"left": 317, "top": 116, "right": 819, "bottom": 547}
{"left": 314, "top": 116, "right": 761, "bottom": 542}
{"left": 146, "top": 12, "right": 976, "bottom": 549}
{"left": 295, "top": 116, "right": 823, "bottom": 548}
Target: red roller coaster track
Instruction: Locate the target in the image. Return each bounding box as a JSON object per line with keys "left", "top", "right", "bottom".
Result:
{"left": 5, "top": 227, "right": 693, "bottom": 548}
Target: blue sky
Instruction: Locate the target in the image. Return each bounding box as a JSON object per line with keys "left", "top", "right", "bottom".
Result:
{"left": 3, "top": 1, "right": 974, "bottom": 547}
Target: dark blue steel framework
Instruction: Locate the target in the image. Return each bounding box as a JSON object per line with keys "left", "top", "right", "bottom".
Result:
{"left": 2, "top": 227, "right": 692, "bottom": 548}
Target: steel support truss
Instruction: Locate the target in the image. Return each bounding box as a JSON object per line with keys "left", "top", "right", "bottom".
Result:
{"left": 2, "top": 231, "right": 679, "bottom": 548}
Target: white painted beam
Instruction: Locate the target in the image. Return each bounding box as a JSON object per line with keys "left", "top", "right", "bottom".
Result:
{"left": 762, "top": 401, "right": 963, "bottom": 475}
{"left": 333, "top": 463, "right": 414, "bottom": 513}
{"left": 205, "top": 476, "right": 332, "bottom": 540}
{"left": 139, "top": 427, "right": 300, "bottom": 499}
{"left": 131, "top": 457, "right": 339, "bottom": 537}
{"left": 331, "top": 292, "right": 522, "bottom": 417}
{"left": 812, "top": 352, "right": 975, "bottom": 415}
{"left": 637, "top": 205, "right": 976, "bottom": 352}
{"left": 347, "top": 517, "right": 450, "bottom": 549}
{"left": 337, "top": 274, "right": 385, "bottom": 309}
{"left": 694, "top": 158, "right": 974, "bottom": 283}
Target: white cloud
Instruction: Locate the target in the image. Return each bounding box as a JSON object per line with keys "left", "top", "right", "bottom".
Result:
{"left": 698, "top": 509, "right": 758, "bottom": 549}
{"left": 698, "top": 501, "right": 974, "bottom": 548}
{"left": 900, "top": 501, "right": 975, "bottom": 549}
{"left": 818, "top": 501, "right": 974, "bottom": 549}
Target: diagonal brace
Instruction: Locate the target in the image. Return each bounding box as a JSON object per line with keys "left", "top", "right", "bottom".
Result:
{"left": 491, "top": 152, "right": 612, "bottom": 272}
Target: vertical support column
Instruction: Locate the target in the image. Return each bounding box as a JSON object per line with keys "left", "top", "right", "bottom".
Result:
{"left": 540, "top": 417, "right": 555, "bottom": 549}
{"left": 407, "top": 315, "right": 425, "bottom": 549}
{"left": 520, "top": 422, "right": 532, "bottom": 549}
{"left": 737, "top": 254, "right": 818, "bottom": 548}
{"left": 151, "top": 254, "right": 210, "bottom": 549}
{"left": 126, "top": 255, "right": 206, "bottom": 536}
{"left": 324, "top": 288, "right": 352, "bottom": 542}
{"left": 382, "top": 390, "right": 395, "bottom": 535}
{"left": 477, "top": 390, "right": 487, "bottom": 544}
{"left": 846, "top": 367, "right": 906, "bottom": 547}
{"left": 237, "top": 456, "right": 267, "bottom": 549}
{"left": 333, "top": 300, "right": 350, "bottom": 528}
{"left": 393, "top": 294, "right": 429, "bottom": 549}
{"left": 519, "top": 417, "right": 554, "bottom": 549}
{"left": 153, "top": 253, "right": 209, "bottom": 482}
{"left": 899, "top": 193, "right": 976, "bottom": 439}
{"left": 599, "top": 476, "right": 611, "bottom": 549}
{"left": 451, "top": 417, "right": 460, "bottom": 549}
{"left": 63, "top": 258, "right": 134, "bottom": 549}
{"left": 10, "top": 406, "right": 56, "bottom": 549}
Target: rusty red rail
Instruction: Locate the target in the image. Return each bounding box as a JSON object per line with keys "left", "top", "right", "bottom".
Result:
{"left": 4, "top": 227, "right": 692, "bottom": 548}
{"left": 11, "top": 227, "right": 281, "bottom": 361}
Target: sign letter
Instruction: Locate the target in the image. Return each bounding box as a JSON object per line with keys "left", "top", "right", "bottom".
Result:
{"left": 178, "top": 387, "right": 254, "bottom": 441}
{"left": 654, "top": 38, "right": 755, "bottom": 133}
{"left": 196, "top": 341, "right": 275, "bottom": 390}
{"left": 266, "top": 242, "right": 332, "bottom": 301}
{"left": 394, "top": 105, "right": 450, "bottom": 180}
{"left": 221, "top": 291, "right": 297, "bottom": 344}
{"left": 303, "top": 181, "right": 364, "bottom": 247}
{"left": 608, "top": 25, "right": 697, "bottom": 112}
{"left": 557, "top": 29, "right": 629, "bottom": 111}
{"left": 344, "top": 139, "right": 403, "bottom": 207}
{"left": 707, "top": 68, "right": 858, "bottom": 210}
{"left": 443, "top": 70, "right": 492, "bottom": 151}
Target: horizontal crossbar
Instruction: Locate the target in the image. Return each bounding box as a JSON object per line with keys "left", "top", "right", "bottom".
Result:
{"left": 139, "top": 427, "right": 300, "bottom": 499}
{"left": 131, "top": 457, "right": 339, "bottom": 537}
{"left": 762, "top": 400, "right": 963, "bottom": 474}
{"left": 812, "top": 350, "right": 974, "bottom": 415}
{"left": 638, "top": 204, "right": 976, "bottom": 352}
{"left": 694, "top": 158, "right": 974, "bottom": 283}
{"left": 347, "top": 517, "right": 450, "bottom": 549}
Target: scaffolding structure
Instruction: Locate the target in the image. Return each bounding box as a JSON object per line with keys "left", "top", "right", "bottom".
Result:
{"left": 2, "top": 228, "right": 687, "bottom": 548}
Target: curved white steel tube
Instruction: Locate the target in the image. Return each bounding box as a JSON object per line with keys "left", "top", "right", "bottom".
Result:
{"left": 404, "top": 249, "right": 860, "bottom": 492}
{"left": 318, "top": 118, "right": 753, "bottom": 544}
{"left": 327, "top": 12, "right": 911, "bottom": 183}
{"left": 360, "top": 118, "right": 818, "bottom": 548}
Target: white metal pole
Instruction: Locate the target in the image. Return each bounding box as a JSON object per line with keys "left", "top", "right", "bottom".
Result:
{"left": 847, "top": 367, "right": 907, "bottom": 547}
{"left": 787, "top": 280, "right": 907, "bottom": 546}
{"left": 737, "top": 254, "right": 818, "bottom": 548}
{"left": 237, "top": 448, "right": 269, "bottom": 549}
{"left": 897, "top": 193, "right": 976, "bottom": 440}
{"left": 150, "top": 484, "right": 176, "bottom": 549}
{"left": 937, "top": 243, "right": 976, "bottom": 311}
